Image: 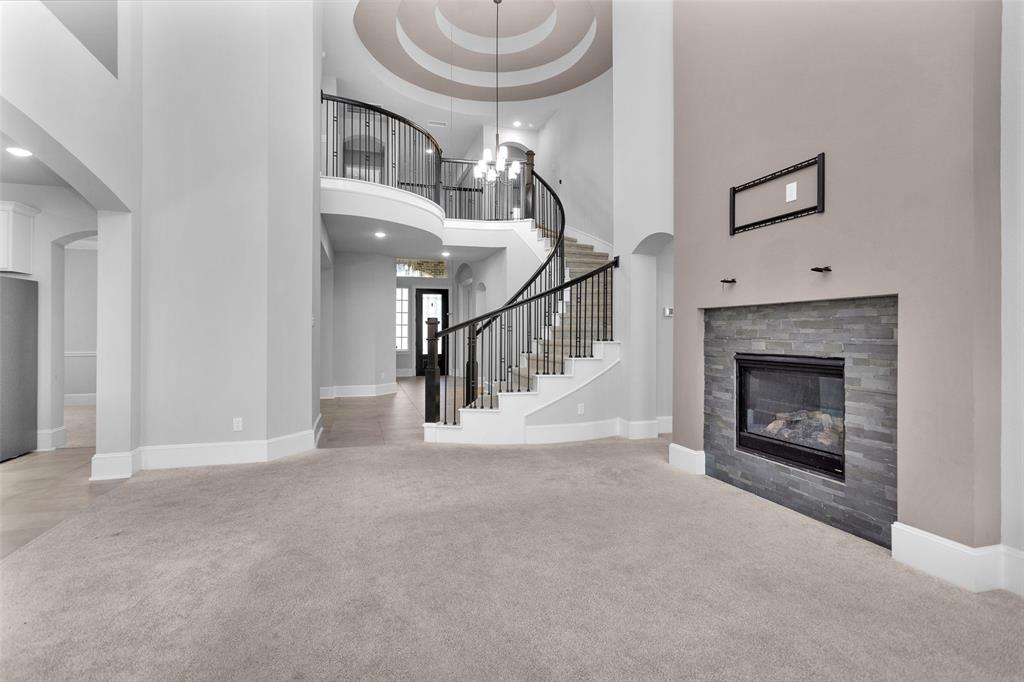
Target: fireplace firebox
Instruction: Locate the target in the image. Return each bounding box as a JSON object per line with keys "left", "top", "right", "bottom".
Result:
{"left": 735, "top": 354, "right": 845, "bottom": 479}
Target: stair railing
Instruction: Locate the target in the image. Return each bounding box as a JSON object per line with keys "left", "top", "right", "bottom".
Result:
{"left": 320, "top": 93, "right": 615, "bottom": 427}
{"left": 426, "top": 257, "right": 619, "bottom": 425}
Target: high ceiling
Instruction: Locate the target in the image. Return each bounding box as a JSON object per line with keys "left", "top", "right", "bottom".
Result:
{"left": 352, "top": 0, "right": 611, "bottom": 101}
{"left": 323, "top": 1, "right": 613, "bottom": 157}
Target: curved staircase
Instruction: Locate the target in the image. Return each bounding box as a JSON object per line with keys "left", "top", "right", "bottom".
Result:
{"left": 321, "top": 93, "right": 620, "bottom": 444}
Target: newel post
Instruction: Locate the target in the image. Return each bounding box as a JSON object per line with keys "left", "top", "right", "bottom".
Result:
{"left": 524, "top": 150, "right": 535, "bottom": 220}
{"left": 425, "top": 317, "right": 440, "bottom": 423}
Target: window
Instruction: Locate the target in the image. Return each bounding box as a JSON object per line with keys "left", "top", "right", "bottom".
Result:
{"left": 396, "top": 258, "right": 447, "bottom": 279}
{"left": 395, "top": 288, "right": 409, "bottom": 351}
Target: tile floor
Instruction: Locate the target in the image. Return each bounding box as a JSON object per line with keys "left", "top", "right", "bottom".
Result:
{"left": 1, "top": 405, "right": 118, "bottom": 559}
{"left": 318, "top": 377, "right": 427, "bottom": 448}
{"left": 0, "top": 401, "right": 116, "bottom": 557}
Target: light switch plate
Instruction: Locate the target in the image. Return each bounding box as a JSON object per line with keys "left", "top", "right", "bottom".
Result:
{"left": 663, "top": 307, "right": 674, "bottom": 318}
{"left": 785, "top": 182, "right": 797, "bottom": 203}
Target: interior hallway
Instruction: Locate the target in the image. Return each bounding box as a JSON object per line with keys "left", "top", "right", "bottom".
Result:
{"left": 318, "top": 377, "right": 427, "bottom": 448}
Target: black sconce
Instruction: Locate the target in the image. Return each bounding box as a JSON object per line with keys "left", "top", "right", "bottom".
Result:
{"left": 720, "top": 278, "right": 737, "bottom": 284}
{"left": 810, "top": 266, "right": 832, "bottom": 273}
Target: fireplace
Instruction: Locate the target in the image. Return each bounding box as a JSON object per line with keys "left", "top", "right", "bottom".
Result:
{"left": 735, "top": 353, "right": 845, "bottom": 479}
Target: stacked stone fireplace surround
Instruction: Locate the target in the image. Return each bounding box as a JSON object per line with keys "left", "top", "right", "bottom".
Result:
{"left": 703, "top": 296, "right": 897, "bottom": 547}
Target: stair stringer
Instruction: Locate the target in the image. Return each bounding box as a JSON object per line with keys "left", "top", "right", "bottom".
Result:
{"left": 422, "top": 342, "right": 622, "bottom": 445}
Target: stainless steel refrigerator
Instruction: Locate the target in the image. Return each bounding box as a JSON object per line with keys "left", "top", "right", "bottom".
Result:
{"left": 0, "top": 276, "right": 38, "bottom": 462}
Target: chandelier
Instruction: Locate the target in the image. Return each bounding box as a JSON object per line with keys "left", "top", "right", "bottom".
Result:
{"left": 473, "top": 0, "right": 521, "bottom": 183}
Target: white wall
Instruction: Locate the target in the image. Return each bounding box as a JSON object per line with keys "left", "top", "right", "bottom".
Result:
{"left": 332, "top": 252, "right": 396, "bottom": 391}
{"left": 535, "top": 70, "right": 613, "bottom": 244}
{"left": 64, "top": 247, "right": 97, "bottom": 397}
{"left": 1002, "top": 0, "right": 1024, "bottom": 553}
{"left": 0, "top": 0, "right": 141, "bottom": 211}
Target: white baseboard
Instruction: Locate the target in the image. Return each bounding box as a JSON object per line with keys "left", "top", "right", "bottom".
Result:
{"left": 891, "top": 522, "right": 1024, "bottom": 596}
{"left": 64, "top": 393, "right": 96, "bottom": 406}
{"left": 90, "top": 450, "right": 139, "bottom": 480}
{"left": 36, "top": 425, "right": 66, "bottom": 451}
{"left": 657, "top": 415, "right": 672, "bottom": 434}
{"left": 319, "top": 386, "right": 333, "bottom": 399}
{"left": 396, "top": 368, "right": 415, "bottom": 378}
{"left": 313, "top": 413, "right": 324, "bottom": 447}
{"left": 323, "top": 383, "right": 399, "bottom": 398}
{"left": 619, "top": 419, "right": 659, "bottom": 440}
{"left": 668, "top": 442, "right": 705, "bottom": 475}
{"left": 525, "top": 418, "right": 621, "bottom": 444}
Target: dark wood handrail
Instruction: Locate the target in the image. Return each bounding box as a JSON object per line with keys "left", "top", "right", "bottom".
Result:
{"left": 321, "top": 92, "right": 445, "bottom": 155}
{"left": 472, "top": 169, "right": 565, "bottom": 336}
{"left": 438, "top": 257, "right": 618, "bottom": 338}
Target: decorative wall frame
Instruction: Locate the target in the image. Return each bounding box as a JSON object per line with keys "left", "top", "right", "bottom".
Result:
{"left": 730, "top": 153, "right": 825, "bottom": 235}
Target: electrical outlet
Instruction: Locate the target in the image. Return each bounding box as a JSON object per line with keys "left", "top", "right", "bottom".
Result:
{"left": 577, "top": 403, "right": 585, "bottom": 415}
{"left": 233, "top": 417, "right": 243, "bottom": 432}
{"left": 785, "top": 181, "right": 797, "bottom": 203}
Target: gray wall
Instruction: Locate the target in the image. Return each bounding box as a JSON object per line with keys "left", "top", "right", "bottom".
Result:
{"left": 332, "top": 252, "right": 395, "bottom": 390}
{"left": 140, "top": 2, "right": 318, "bottom": 446}
{"left": 535, "top": 70, "right": 613, "bottom": 244}
{"left": 672, "top": 0, "right": 1002, "bottom": 547}
{"left": 64, "top": 248, "right": 97, "bottom": 396}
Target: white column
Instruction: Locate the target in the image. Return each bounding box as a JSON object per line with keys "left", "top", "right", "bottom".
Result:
{"left": 91, "top": 211, "right": 140, "bottom": 479}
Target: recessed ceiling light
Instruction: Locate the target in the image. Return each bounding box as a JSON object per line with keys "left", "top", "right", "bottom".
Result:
{"left": 5, "top": 147, "right": 32, "bottom": 157}
{"left": 528, "top": 123, "right": 534, "bottom": 128}
{"left": 374, "top": 231, "right": 386, "bottom": 239}
{"left": 441, "top": 251, "right": 451, "bottom": 258}
{"left": 513, "top": 120, "right": 522, "bottom": 128}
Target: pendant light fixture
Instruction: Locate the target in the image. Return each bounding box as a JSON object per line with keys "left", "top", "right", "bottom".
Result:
{"left": 474, "top": 0, "right": 521, "bottom": 183}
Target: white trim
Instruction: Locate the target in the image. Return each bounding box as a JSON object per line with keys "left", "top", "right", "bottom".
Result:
{"left": 64, "top": 392, "right": 96, "bottom": 406}
{"left": 64, "top": 350, "right": 97, "bottom": 357}
{"left": 668, "top": 442, "right": 705, "bottom": 475}
{"left": 90, "top": 430, "right": 316, "bottom": 480}
{"left": 396, "top": 368, "right": 416, "bottom": 378}
{"left": 525, "top": 418, "right": 620, "bottom": 444}
{"left": 891, "top": 522, "right": 1024, "bottom": 596}
{"left": 324, "top": 383, "right": 399, "bottom": 398}
{"left": 657, "top": 415, "right": 673, "bottom": 434}
{"left": 90, "top": 450, "right": 139, "bottom": 480}
{"left": 619, "top": 419, "right": 659, "bottom": 440}
{"left": 313, "top": 413, "right": 324, "bottom": 447}
{"left": 566, "top": 225, "right": 613, "bottom": 255}
{"left": 523, "top": 356, "right": 620, "bottom": 418}
{"left": 1001, "top": 0, "right": 1024, "bottom": 562}
{"left": 320, "top": 386, "right": 334, "bottom": 399}
{"left": 138, "top": 429, "right": 315, "bottom": 472}
{"left": 35, "top": 425, "right": 66, "bottom": 451}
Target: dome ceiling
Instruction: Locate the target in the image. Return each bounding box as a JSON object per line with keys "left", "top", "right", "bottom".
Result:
{"left": 353, "top": 0, "right": 611, "bottom": 102}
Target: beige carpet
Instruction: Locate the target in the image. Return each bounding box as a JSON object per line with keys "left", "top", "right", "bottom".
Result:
{"left": 0, "top": 438, "right": 1020, "bottom": 680}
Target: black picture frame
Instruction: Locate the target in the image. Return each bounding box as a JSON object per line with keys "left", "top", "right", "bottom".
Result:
{"left": 729, "top": 153, "right": 825, "bottom": 235}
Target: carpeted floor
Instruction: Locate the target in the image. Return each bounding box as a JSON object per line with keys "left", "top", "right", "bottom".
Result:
{"left": 0, "top": 438, "right": 1020, "bottom": 680}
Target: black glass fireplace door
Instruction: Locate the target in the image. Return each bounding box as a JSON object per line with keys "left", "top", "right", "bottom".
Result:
{"left": 735, "top": 354, "right": 845, "bottom": 479}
